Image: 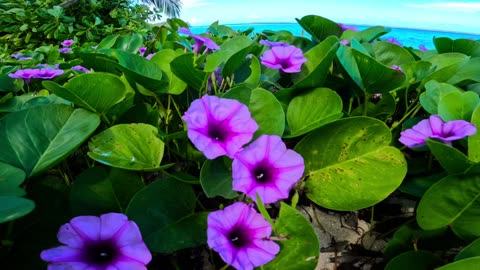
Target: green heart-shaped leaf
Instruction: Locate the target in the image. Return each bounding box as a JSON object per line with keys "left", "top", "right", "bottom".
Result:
{"left": 295, "top": 117, "right": 407, "bottom": 210}
{"left": 88, "top": 123, "right": 166, "bottom": 171}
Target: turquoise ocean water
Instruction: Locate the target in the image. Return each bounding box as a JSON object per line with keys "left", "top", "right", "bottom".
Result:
{"left": 190, "top": 23, "right": 480, "bottom": 50}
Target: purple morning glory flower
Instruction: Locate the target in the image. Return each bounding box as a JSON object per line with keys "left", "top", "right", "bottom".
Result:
{"left": 72, "top": 65, "right": 90, "bottom": 73}
{"left": 232, "top": 135, "right": 305, "bottom": 204}
{"left": 385, "top": 37, "right": 403, "bottom": 46}
{"left": 182, "top": 95, "right": 258, "bottom": 159}
{"left": 11, "top": 53, "right": 21, "bottom": 59}
{"left": 61, "top": 39, "right": 74, "bottom": 47}
{"left": 340, "top": 39, "right": 350, "bottom": 45}
{"left": 260, "top": 45, "right": 307, "bottom": 73}
{"left": 59, "top": 47, "right": 72, "bottom": 54}
{"left": 178, "top": 27, "right": 220, "bottom": 53}
{"left": 207, "top": 202, "right": 280, "bottom": 270}
{"left": 419, "top": 44, "right": 428, "bottom": 51}
{"left": 34, "top": 68, "right": 64, "bottom": 79}
{"left": 259, "top": 40, "right": 289, "bottom": 47}
{"left": 338, "top": 23, "right": 358, "bottom": 32}
{"left": 18, "top": 56, "right": 33, "bottom": 61}
{"left": 41, "top": 213, "right": 152, "bottom": 270}
{"left": 138, "top": 47, "right": 147, "bottom": 56}
{"left": 8, "top": 69, "right": 37, "bottom": 82}
{"left": 399, "top": 115, "right": 477, "bottom": 148}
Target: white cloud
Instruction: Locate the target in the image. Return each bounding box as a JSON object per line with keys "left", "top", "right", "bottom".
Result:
{"left": 405, "top": 2, "right": 480, "bottom": 12}
{"left": 182, "top": 0, "right": 213, "bottom": 8}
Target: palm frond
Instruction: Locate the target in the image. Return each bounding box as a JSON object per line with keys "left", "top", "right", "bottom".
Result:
{"left": 138, "top": 0, "right": 182, "bottom": 18}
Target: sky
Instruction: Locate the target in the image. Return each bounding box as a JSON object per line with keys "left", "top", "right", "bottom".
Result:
{"left": 174, "top": 0, "right": 480, "bottom": 34}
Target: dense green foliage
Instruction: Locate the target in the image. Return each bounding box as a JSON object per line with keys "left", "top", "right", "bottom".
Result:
{"left": 0, "top": 0, "right": 161, "bottom": 52}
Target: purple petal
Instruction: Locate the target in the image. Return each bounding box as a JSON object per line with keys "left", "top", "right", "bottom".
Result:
{"left": 111, "top": 260, "right": 148, "bottom": 270}
{"left": 441, "top": 119, "right": 477, "bottom": 141}
{"left": 178, "top": 27, "right": 194, "bottom": 36}
{"left": 399, "top": 128, "right": 429, "bottom": 148}
{"left": 428, "top": 115, "right": 444, "bottom": 136}
{"left": 47, "top": 262, "right": 89, "bottom": 270}
{"left": 232, "top": 135, "right": 305, "bottom": 204}
{"left": 40, "top": 246, "right": 84, "bottom": 262}
{"left": 183, "top": 95, "right": 258, "bottom": 159}
{"left": 114, "top": 221, "right": 145, "bottom": 247}
{"left": 207, "top": 202, "right": 279, "bottom": 270}
{"left": 259, "top": 40, "right": 289, "bottom": 47}
{"left": 99, "top": 213, "right": 129, "bottom": 240}
{"left": 57, "top": 223, "right": 85, "bottom": 248}
{"left": 118, "top": 242, "right": 152, "bottom": 264}
{"left": 70, "top": 216, "right": 101, "bottom": 241}
{"left": 260, "top": 45, "right": 306, "bottom": 73}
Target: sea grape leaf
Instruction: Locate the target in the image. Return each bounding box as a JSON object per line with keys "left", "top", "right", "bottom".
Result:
{"left": 263, "top": 203, "right": 319, "bottom": 270}
{"left": 286, "top": 87, "right": 343, "bottom": 137}
{"left": 426, "top": 139, "right": 473, "bottom": 174}
{"left": 337, "top": 46, "right": 406, "bottom": 93}
{"left": 295, "top": 117, "right": 407, "bottom": 210}
{"left": 87, "top": 123, "right": 166, "bottom": 171}
{"left": 70, "top": 166, "right": 144, "bottom": 215}
{"left": 223, "top": 87, "right": 285, "bottom": 138}
{"left": 0, "top": 104, "right": 100, "bottom": 177}
{"left": 291, "top": 36, "right": 339, "bottom": 90}
{"left": 0, "top": 162, "right": 26, "bottom": 197}
{"left": 200, "top": 157, "right": 237, "bottom": 199}
{"left": 296, "top": 15, "right": 343, "bottom": 42}
{"left": 447, "top": 57, "right": 480, "bottom": 86}
{"left": 468, "top": 103, "right": 480, "bottom": 162}
{"left": 455, "top": 238, "right": 480, "bottom": 261}
{"left": 435, "top": 257, "right": 480, "bottom": 270}
{"left": 437, "top": 91, "right": 479, "bottom": 121}
{"left": 171, "top": 53, "right": 209, "bottom": 91}
{"left": 420, "top": 53, "right": 469, "bottom": 89}
{"left": 384, "top": 250, "right": 443, "bottom": 270}
{"left": 150, "top": 49, "right": 188, "bottom": 94}
{"left": 43, "top": 72, "right": 129, "bottom": 114}
{"left": 205, "top": 36, "right": 254, "bottom": 73}
{"left": 100, "top": 49, "right": 167, "bottom": 92}
{"left": 113, "top": 33, "right": 143, "bottom": 53}
{"left": 126, "top": 178, "right": 206, "bottom": 253}
{"left": 371, "top": 41, "right": 415, "bottom": 67}
{"left": 419, "top": 80, "right": 460, "bottom": 115}
{"left": 417, "top": 173, "right": 480, "bottom": 241}
{"left": 0, "top": 196, "right": 35, "bottom": 224}
{"left": 434, "top": 37, "right": 480, "bottom": 57}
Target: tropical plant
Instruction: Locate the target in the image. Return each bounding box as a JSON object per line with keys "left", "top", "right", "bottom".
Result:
{"left": 137, "top": 0, "right": 182, "bottom": 17}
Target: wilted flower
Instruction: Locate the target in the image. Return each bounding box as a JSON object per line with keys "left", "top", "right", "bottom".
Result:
{"left": 182, "top": 95, "right": 258, "bottom": 159}
{"left": 260, "top": 45, "right": 307, "bottom": 73}
{"left": 34, "top": 68, "right": 64, "bottom": 80}
{"left": 138, "top": 47, "right": 147, "bottom": 56}
{"left": 385, "top": 37, "right": 403, "bottom": 46}
{"left": 146, "top": 53, "right": 155, "bottom": 60}
{"left": 207, "top": 67, "right": 223, "bottom": 92}
{"left": 391, "top": 65, "right": 403, "bottom": 72}
{"left": 259, "top": 40, "right": 289, "bottom": 47}
{"left": 399, "top": 115, "right": 477, "bottom": 148}
{"left": 72, "top": 65, "right": 90, "bottom": 73}
{"left": 338, "top": 23, "right": 358, "bottom": 32}
{"left": 41, "top": 213, "right": 152, "bottom": 270}
{"left": 207, "top": 202, "right": 280, "bottom": 270}
{"left": 61, "top": 39, "right": 74, "bottom": 47}
{"left": 59, "top": 48, "right": 72, "bottom": 54}
{"left": 419, "top": 44, "right": 428, "bottom": 51}
{"left": 178, "top": 27, "right": 220, "bottom": 53}
{"left": 232, "top": 135, "right": 305, "bottom": 204}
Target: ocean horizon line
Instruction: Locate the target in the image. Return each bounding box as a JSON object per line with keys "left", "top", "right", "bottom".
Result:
{"left": 186, "top": 21, "right": 480, "bottom": 37}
